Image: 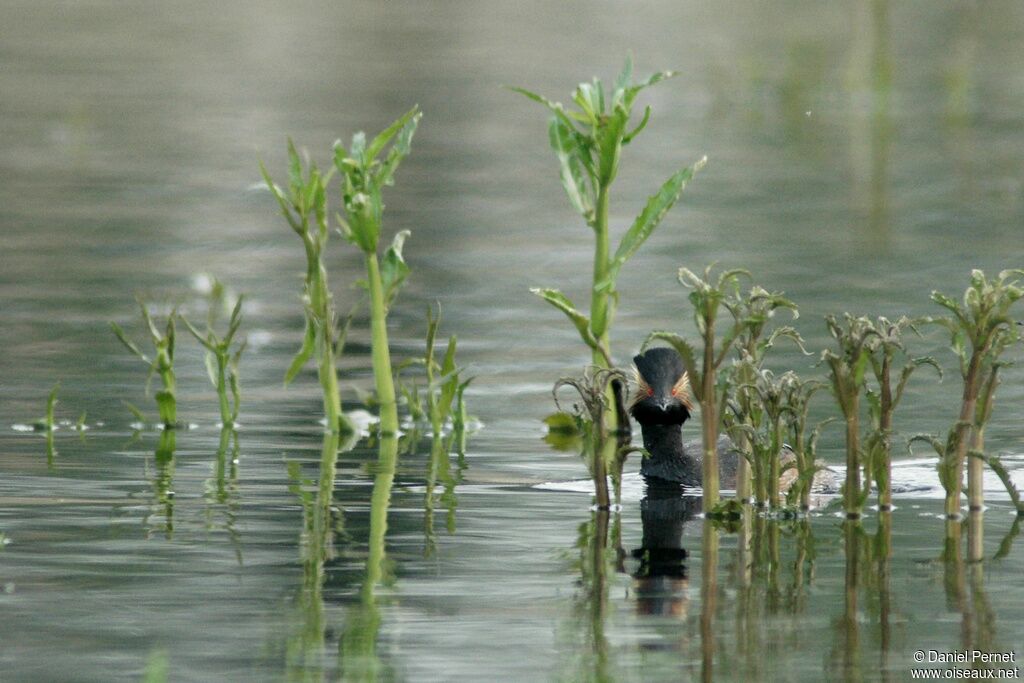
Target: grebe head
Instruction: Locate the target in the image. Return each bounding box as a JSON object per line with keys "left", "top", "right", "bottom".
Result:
{"left": 628, "top": 347, "right": 694, "bottom": 427}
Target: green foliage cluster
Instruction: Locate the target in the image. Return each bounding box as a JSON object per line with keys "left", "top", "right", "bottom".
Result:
{"left": 517, "top": 57, "right": 705, "bottom": 430}
{"left": 110, "top": 301, "right": 179, "bottom": 428}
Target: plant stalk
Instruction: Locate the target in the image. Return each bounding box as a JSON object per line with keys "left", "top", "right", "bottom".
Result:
{"left": 878, "top": 354, "right": 893, "bottom": 510}
{"left": 702, "top": 317, "right": 719, "bottom": 509}
{"left": 366, "top": 252, "right": 399, "bottom": 435}
{"left": 844, "top": 396, "right": 861, "bottom": 519}
{"left": 949, "top": 353, "right": 982, "bottom": 518}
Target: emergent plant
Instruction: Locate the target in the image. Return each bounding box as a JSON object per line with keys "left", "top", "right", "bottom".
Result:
{"left": 516, "top": 56, "right": 706, "bottom": 429}
{"left": 110, "top": 301, "right": 179, "bottom": 428}
{"left": 333, "top": 106, "right": 421, "bottom": 436}
{"left": 261, "top": 141, "right": 354, "bottom": 434}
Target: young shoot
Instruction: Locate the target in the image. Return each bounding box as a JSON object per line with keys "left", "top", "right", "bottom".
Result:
{"left": 260, "top": 141, "right": 354, "bottom": 434}
{"left": 781, "top": 377, "right": 832, "bottom": 511}
{"left": 821, "top": 314, "right": 879, "bottom": 519}
{"left": 723, "top": 285, "right": 804, "bottom": 501}
{"left": 180, "top": 287, "right": 247, "bottom": 428}
{"left": 862, "top": 317, "right": 940, "bottom": 511}
{"left": 735, "top": 369, "right": 796, "bottom": 510}
{"left": 32, "top": 383, "right": 60, "bottom": 431}
{"left": 515, "top": 56, "right": 706, "bottom": 430}
{"left": 110, "top": 301, "right": 179, "bottom": 428}
{"left": 396, "top": 306, "right": 472, "bottom": 437}
{"left": 645, "top": 265, "right": 750, "bottom": 512}
{"left": 553, "top": 366, "right": 632, "bottom": 509}
{"left": 333, "top": 107, "right": 421, "bottom": 436}
{"left": 919, "top": 269, "right": 1023, "bottom": 516}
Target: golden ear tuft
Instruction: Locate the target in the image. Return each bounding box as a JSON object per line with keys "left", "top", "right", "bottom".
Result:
{"left": 627, "top": 363, "right": 650, "bottom": 410}
{"left": 672, "top": 372, "right": 694, "bottom": 411}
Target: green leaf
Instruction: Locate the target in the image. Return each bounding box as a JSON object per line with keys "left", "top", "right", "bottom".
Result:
{"left": 613, "top": 54, "right": 634, "bottom": 95}
{"left": 110, "top": 322, "right": 149, "bottom": 363}
{"left": 284, "top": 319, "right": 316, "bottom": 385}
{"left": 381, "top": 230, "right": 411, "bottom": 312}
{"left": 596, "top": 156, "right": 707, "bottom": 292}
{"left": 622, "top": 105, "right": 651, "bottom": 144}
{"left": 508, "top": 86, "right": 581, "bottom": 134}
{"left": 596, "top": 106, "right": 628, "bottom": 183}
{"left": 123, "top": 401, "right": 147, "bottom": 423}
{"left": 548, "top": 118, "right": 592, "bottom": 220}
{"left": 379, "top": 111, "right": 422, "bottom": 186}
{"left": 286, "top": 138, "right": 303, "bottom": 198}
{"left": 530, "top": 288, "right": 598, "bottom": 350}
{"left": 204, "top": 351, "right": 218, "bottom": 389}
{"left": 366, "top": 105, "right": 420, "bottom": 161}
{"left": 437, "top": 335, "right": 459, "bottom": 423}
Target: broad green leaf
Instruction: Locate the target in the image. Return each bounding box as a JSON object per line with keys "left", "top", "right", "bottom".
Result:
{"left": 548, "top": 118, "right": 592, "bottom": 219}
{"left": 596, "top": 156, "right": 707, "bottom": 292}
{"left": 530, "top": 288, "right": 598, "bottom": 350}
{"left": 284, "top": 319, "right": 316, "bottom": 385}
{"left": 381, "top": 230, "right": 411, "bottom": 311}
{"left": 596, "top": 106, "right": 628, "bottom": 183}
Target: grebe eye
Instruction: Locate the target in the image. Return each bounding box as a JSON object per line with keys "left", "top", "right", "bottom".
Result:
{"left": 670, "top": 387, "right": 677, "bottom": 396}
{"left": 646, "top": 386, "right": 654, "bottom": 397}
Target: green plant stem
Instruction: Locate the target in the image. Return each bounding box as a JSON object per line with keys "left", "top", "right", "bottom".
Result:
{"left": 878, "top": 354, "right": 893, "bottom": 510}
{"left": 319, "top": 340, "right": 344, "bottom": 434}
{"left": 366, "top": 252, "right": 399, "bottom": 435}
{"left": 590, "top": 185, "right": 611, "bottom": 357}
{"left": 845, "top": 397, "right": 861, "bottom": 519}
{"left": 216, "top": 356, "right": 231, "bottom": 427}
{"left": 768, "top": 417, "right": 782, "bottom": 510}
{"left": 950, "top": 354, "right": 982, "bottom": 517}
{"left": 157, "top": 362, "right": 176, "bottom": 427}
{"left": 736, "top": 432, "right": 752, "bottom": 504}
{"left": 590, "top": 185, "right": 620, "bottom": 435}
{"left": 702, "top": 317, "right": 719, "bottom": 509}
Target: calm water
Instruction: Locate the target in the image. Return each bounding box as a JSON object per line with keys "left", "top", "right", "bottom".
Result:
{"left": 2, "top": 1, "right": 1024, "bottom": 681}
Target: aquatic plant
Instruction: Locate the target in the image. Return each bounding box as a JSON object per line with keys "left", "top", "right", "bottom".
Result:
{"left": 31, "top": 383, "right": 60, "bottom": 431}
{"left": 862, "top": 317, "right": 940, "bottom": 511}
{"left": 722, "top": 285, "right": 803, "bottom": 501}
{"left": 913, "top": 269, "right": 1023, "bottom": 517}
{"left": 735, "top": 369, "right": 796, "bottom": 510}
{"left": 645, "top": 265, "right": 750, "bottom": 511}
{"left": 781, "top": 376, "right": 832, "bottom": 511}
{"left": 180, "top": 288, "right": 246, "bottom": 428}
{"left": 396, "top": 306, "right": 471, "bottom": 437}
{"left": 515, "top": 56, "right": 706, "bottom": 429}
{"left": 332, "top": 107, "right": 421, "bottom": 436}
{"left": 821, "top": 314, "right": 879, "bottom": 519}
{"left": 553, "top": 366, "right": 632, "bottom": 509}
{"left": 260, "top": 141, "right": 354, "bottom": 434}
{"left": 110, "top": 301, "right": 178, "bottom": 428}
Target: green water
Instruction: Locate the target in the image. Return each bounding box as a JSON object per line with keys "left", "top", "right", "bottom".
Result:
{"left": 2, "top": 1, "right": 1023, "bottom": 681}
